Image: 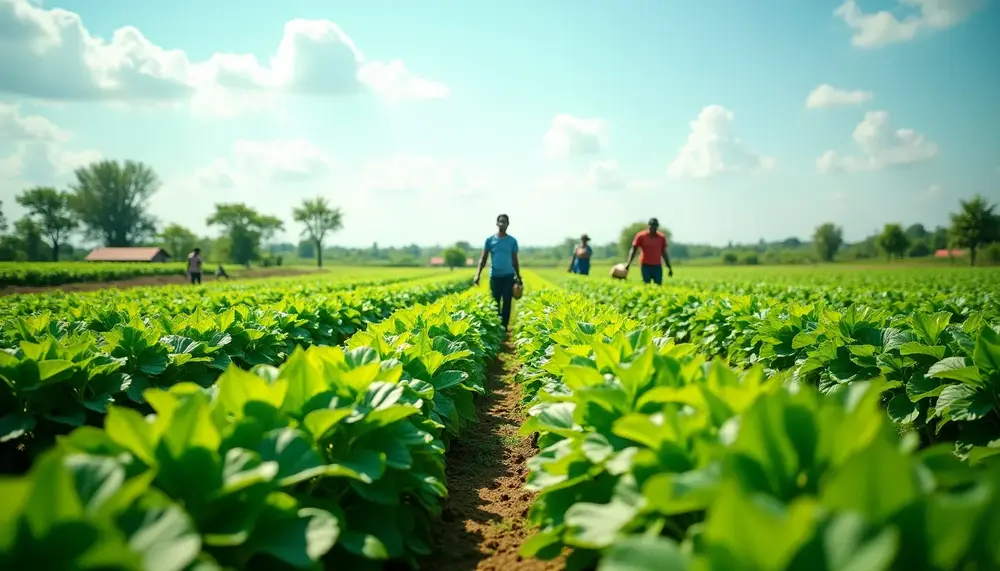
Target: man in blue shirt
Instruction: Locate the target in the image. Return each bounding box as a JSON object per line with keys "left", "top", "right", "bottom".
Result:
{"left": 474, "top": 213, "right": 521, "bottom": 330}
{"left": 568, "top": 233, "right": 592, "bottom": 275}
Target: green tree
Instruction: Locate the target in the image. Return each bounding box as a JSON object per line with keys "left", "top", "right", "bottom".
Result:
{"left": 207, "top": 203, "right": 269, "bottom": 266}
{"left": 292, "top": 198, "right": 343, "bottom": 267}
{"left": 930, "top": 226, "right": 950, "bottom": 250}
{"left": 877, "top": 223, "right": 910, "bottom": 261}
{"left": 257, "top": 214, "right": 285, "bottom": 254}
{"left": 949, "top": 194, "right": 999, "bottom": 266}
{"left": 68, "top": 159, "right": 160, "bottom": 246}
{"left": 0, "top": 200, "right": 7, "bottom": 234}
{"left": 904, "top": 223, "right": 929, "bottom": 241}
{"left": 812, "top": 223, "right": 844, "bottom": 262}
{"left": 16, "top": 187, "right": 78, "bottom": 261}
{"left": 14, "top": 217, "right": 45, "bottom": 261}
{"left": 442, "top": 247, "right": 466, "bottom": 270}
{"left": 618, "top": 222, "right": 671, "bottom": 259}
{"left": 159, "top": 223, "right": 199, "bottom": 259}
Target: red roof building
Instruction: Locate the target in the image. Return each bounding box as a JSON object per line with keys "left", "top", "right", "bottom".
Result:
{"left": 85, "top": 247, "right": 172, "bottom": 262}
{"left": 934, "top": 249, "right": 967, "bottom": 258}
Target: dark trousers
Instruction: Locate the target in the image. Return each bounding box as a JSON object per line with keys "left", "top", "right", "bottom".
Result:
{"left": 490, "top": 274, "right": 515, "bottom": 327}
{"left": 190, "top": 272, "right": 202, "bottom": 284}
{"left": 640, "top": 264, "right": 662, "bottom": 285}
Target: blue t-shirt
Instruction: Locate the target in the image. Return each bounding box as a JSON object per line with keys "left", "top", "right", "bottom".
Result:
{"left": 484, "top": 234, "right": 518, "bottom": 277}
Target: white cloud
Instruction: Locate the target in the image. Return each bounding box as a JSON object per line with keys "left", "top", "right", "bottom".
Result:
{"left": 834, "top": 0, "right": 985, "bottom": 48}
{"left": 192, "top": 139, "right": 336, "bottom": 188}
{"left": 0, "top": 0, "right": 448, "bottom": 115}
{"left": 817, "top": 110, "right": 938, "bottom": 173}
{"left": 360, "top": 155, "right": 493, "bottom": 197}
{"left": 667, "top": 105, "right": 774, "bottom": 179}
{"left": 533, "top": 160, "right": 656, "bottom": 193}
{"left": 543, "top": 114, "right": 610, "bottom": 158}
{"left": 0, "top": 103, "right": 68, "bottom": 142}
{"left": 805, "top": 84, "right": 874, "bottom": 109}
{"left": 0, "top": 104, "right": 100, "bottom": 182}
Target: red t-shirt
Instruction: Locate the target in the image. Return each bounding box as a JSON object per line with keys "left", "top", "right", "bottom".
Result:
{"left": 633, "top": 230, "right": 667, "bottom": 265}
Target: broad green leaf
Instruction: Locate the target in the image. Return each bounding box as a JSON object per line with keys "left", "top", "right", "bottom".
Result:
{"left": 927, "top": 357, "right": 982, "bottom": 387}
{"left": 598, "top": 536, "right": 689, "bottom": 571}
{"left": 972, "top": 325, "right": 1000, "bottom": 373}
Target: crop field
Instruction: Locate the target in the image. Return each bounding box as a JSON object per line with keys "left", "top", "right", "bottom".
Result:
{"left": 1, "top": 265, "right": 999, "bottom": 570}
{"left": 0, "top": 261, "right": 452, "bottom": 290}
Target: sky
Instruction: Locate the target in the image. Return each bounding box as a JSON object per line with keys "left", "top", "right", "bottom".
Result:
{"left": 0, "top": 0, "right": 998, "bottom": 249}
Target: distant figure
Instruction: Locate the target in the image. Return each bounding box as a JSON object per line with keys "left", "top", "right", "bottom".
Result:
{"left": 568, "top": 234, "right": 593, "bottom": 275}
{"left": 474, "top": 213, "right": 522, "bottom": 331}
{"left": 625, "top": 217, "right": 673, "bottom": 284}
{"left": 215, "top": 264, "right": 229, "bottom": 280}
{"left": 187, "top": 248, "right": 203, "bottom": 284}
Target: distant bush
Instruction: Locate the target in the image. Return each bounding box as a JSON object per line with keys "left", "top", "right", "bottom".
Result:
{"left": 741, "top": 252, "right": 759, "bottom": 265}
{"left": 722, "top": 252, "right": 739, "bottom": 265}
{"left": 981, "top": 242, "right": 1000, "bottom": 265}
{"left": 908, "top": 241, "right": 932, "bottom": 258}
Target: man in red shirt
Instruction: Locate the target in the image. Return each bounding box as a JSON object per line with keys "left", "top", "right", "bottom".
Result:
{"left": 625, "top": 217, "right": 673, "bottom": 284}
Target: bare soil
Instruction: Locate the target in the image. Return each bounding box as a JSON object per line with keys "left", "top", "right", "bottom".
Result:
{"left": 424, "top": 341, "right": 565, "bottom": 571}
{"left": 0, "top": 267, "right": 320, "bottom": 296}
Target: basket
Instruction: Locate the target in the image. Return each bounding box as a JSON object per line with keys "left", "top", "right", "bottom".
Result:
{"left": 512, "top": 281, "right": 524, "bottom": 299}
{"left": 610, "top": 264, "right": 628, "bottom": 280}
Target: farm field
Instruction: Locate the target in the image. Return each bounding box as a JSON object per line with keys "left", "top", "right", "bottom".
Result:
{"left": 0, "top": 262, "right": 455, "bottom": 293}
{"left": 1, "top": 265, "right": 999, "bottom": 570}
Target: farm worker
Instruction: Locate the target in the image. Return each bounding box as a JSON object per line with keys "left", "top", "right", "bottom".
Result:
{"left": 474, "top": 213, "right": 522, "bottom": 330}
{"left": 625, "top": 217, "right": 673, "bottom": 285}
{"left": 187, "top": 248, "right": 203, "bottom": 285}
{"left": 568, "top": 234, "right": 593, "bottom": 275}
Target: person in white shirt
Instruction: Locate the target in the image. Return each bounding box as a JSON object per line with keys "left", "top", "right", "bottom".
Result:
{"left": 187, "top": 248, "right": 203, "bottom": 284}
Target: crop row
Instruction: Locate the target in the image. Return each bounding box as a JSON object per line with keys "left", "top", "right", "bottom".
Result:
{"left": 0, "top": 270, "right": 439, "bottom": 319}
{"left": 511, "top": 288, "right": 1000, "bottom": 570}
{"left": 0, "top": 288, "right": 504, "bottom": 570}
{"left": 0, "top": 275, "right": 472, "bottom": 470}
{"left": 0, "top": 261, "right": 193, "bottom": 288}
{"left": 559, "top": 279, "right": 1000, "bottom": 460}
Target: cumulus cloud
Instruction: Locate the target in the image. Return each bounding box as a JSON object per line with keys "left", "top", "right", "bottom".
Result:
{"left": 543, "top": 114, "right": 610, "bottom": 158}
{"left": 667, "top": 105, "right": 774, "bottom": 179}
{"left": 817, "top": 110, "right": 938, "bottom": 173}
{"left": 805, "top": 84, "right": 874, "bottom": 109}
{"left": 0, "top": 0, "right": 448, "bottom": 115}
{"left": 192, "top": 139, "right": 336, "bottom": 188}
{"left": 835, "top": 0, "right": 985, "bottom": 48}
{"left": 360, "top": 155, "right": 493, "bottom": 197}
{"left": 0, "top": 104, "right": 100, "bottom": 181}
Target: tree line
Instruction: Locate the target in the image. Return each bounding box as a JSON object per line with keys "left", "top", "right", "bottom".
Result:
{"left": 0, "top": 159, "right": 344, "bottom": 267}
{"left": 812, "top": 194, "right": 999, "bottom": 266}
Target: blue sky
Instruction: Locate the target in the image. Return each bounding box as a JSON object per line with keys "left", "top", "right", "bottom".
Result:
{"left": 0, "top": 0, "right": 997, "bottom": 248}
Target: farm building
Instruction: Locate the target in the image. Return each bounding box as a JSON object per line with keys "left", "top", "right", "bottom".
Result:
{"left": 85, "top": 247, "right": 172, "bottom": 263}
{"left": 934, "top": 249, "right": 968, "bottom": 258}
{"left": 429, "top": 257, "right": 475, "bottom": 267}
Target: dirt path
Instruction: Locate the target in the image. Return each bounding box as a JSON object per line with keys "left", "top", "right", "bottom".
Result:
{"left": 0, "top": 267, "right": 320, "bottom": 296}
{"left": 425, "top": 341, "right": 564, "bottom": 571}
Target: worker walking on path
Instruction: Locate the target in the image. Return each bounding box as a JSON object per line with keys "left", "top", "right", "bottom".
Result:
{"left": 625, "top": 218, "right": 673, "bottom": 284}
{"left": 187, "top": 248, "right": 203, "bottom": 285}
{"left": 568, "top": 234, "right": 593, "bottom": 275}
{"left": 474, "top": 213, "right": 522, "bottom": 331}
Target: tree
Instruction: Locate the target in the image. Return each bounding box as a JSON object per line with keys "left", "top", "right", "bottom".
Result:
{"left": 14, "top": 218, "right": 45, "bottom": 261}
{"left": 949, "top": 194, "right": 1000, "bottom": 266}
{"left": 16, "top": 187, "right": 78, "bottom": 261}
{"left": 159, "top": 223, "right": 199, "bottom": 259}
{"left": 813, "top": 223, "right": 843, "bottom": 262}
{"left": 257, "top": 215, "right": 285, "bottom": 253}
{"left": 930, "top": 226, "right": 950, "bottom": 250}
{"left": 0, "top": 200, "right": 7, "bottom": 234}
{"left": 877, "top": 223, "right": 910, "bottom": 261}
{"left": 292, "top": 198, "right": 343, "bottom": 267}
{"left": 207, "top": 203, "right": 269, "bottom": 266}
{"left": 68, "top": 159, "right": 160, "bottom": 246}
{"left": 618, "top": 222, "right": 671, "bottom": 259}
{"left": 904, "top": 223, "right": 929, "bottom": 241}
{"left": 442, "top": 247, "right": 466, "bottom": 270}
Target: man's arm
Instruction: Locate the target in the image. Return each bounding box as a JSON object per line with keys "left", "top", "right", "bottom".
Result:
{"left": 625, "top": 234, "right": 640, "bottom": 268}
{"left": 567, "top": 250, "right": 577, "bottom": 271}
{"left": 513, "top": 252, "right": 521, "bottom": 282}
{"left": 474, "top": 248, "right": 489, "bottom": 285}
{"left": 662, "top": 245, "right": 673, "bottom": 277}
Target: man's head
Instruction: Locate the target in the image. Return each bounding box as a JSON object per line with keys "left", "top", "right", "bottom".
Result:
{"left": 194, "top": 248, "right": 201, "bottom": 254}
{"left": 581, "top": 234, "right": 590, "bottom": 244}
{"left": 648, "top": 218, "right": 659, "bottom": 233}
{"left": 497, "top": 214, "right": 510, "bottom": 232}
